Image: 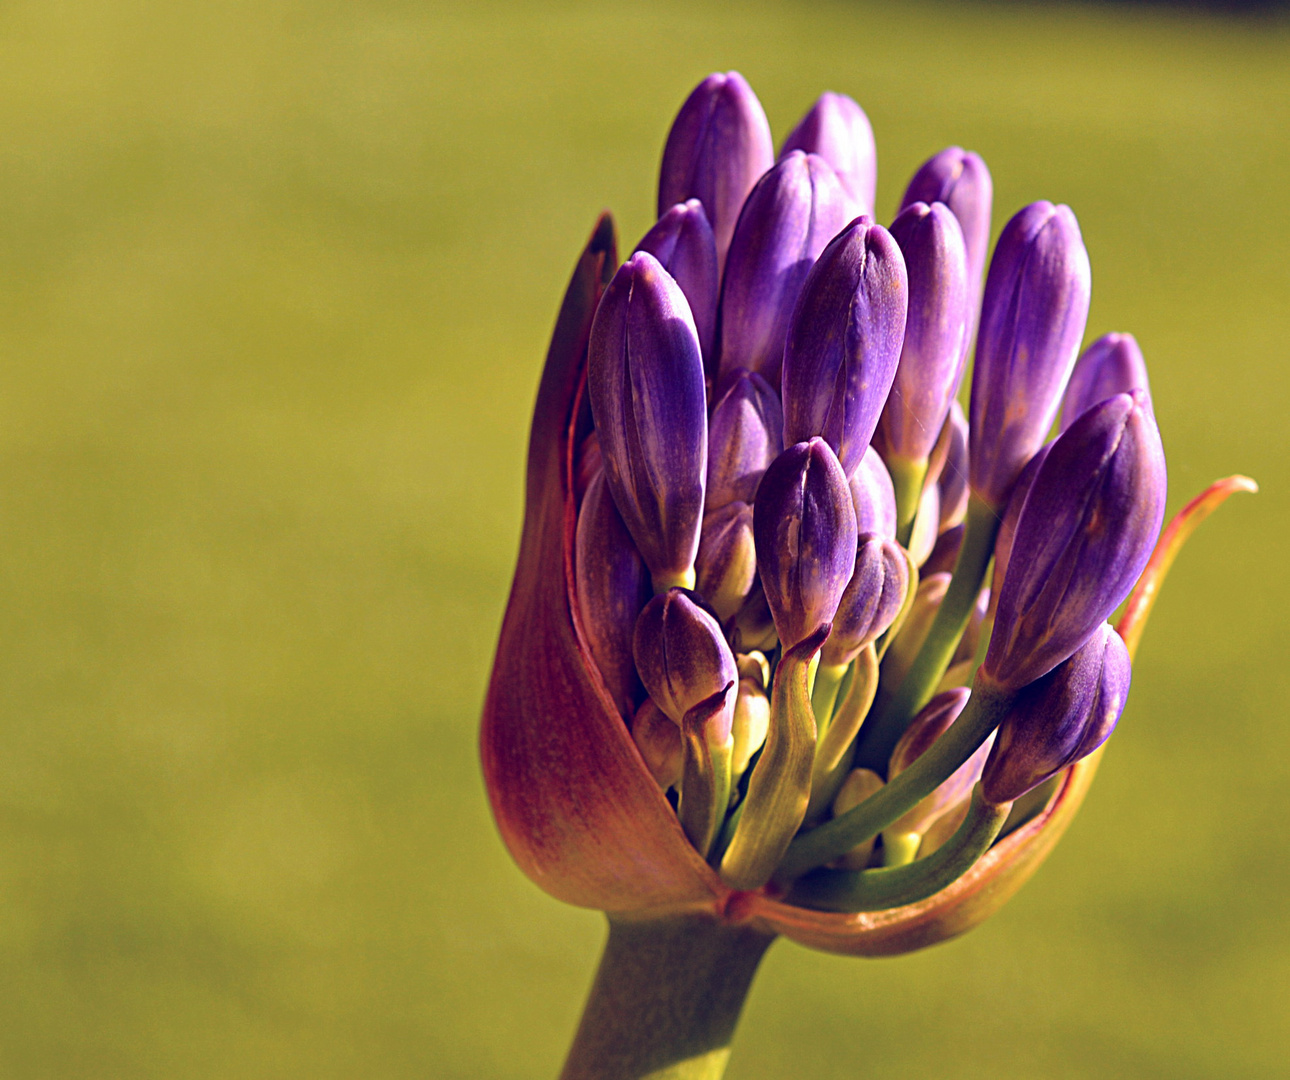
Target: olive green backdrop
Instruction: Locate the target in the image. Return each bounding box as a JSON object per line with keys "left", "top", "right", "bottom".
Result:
{"left": 0, "top": 1, "right": 1285, "bottom": 1076}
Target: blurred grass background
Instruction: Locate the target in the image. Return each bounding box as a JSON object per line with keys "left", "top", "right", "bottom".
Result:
{"left": 0, "top": 0, "right": 1286, "bottom": 1076}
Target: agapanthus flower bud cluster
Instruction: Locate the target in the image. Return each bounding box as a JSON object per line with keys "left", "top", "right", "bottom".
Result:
{"left": 484, "top": 72, "right": 1247, "bottom": 956}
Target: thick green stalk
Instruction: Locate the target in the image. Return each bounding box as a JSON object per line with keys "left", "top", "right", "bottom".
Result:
{"left": 785, "top": 785, "right": 1011, "bottom": 912}
{"left": 560, "top": 914, "right": 775, "bottom": 1080}
{"left": 774, "top": 683, "right": 1012, "bottom": 882}
{"left": 887, "top": 453, "right": 929, "bottom": 546}
{"left": 855, "top": 495, "right": 1000, "bottom": 771}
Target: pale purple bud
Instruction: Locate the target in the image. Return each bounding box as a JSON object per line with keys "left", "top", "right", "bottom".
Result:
{"left": 588, "top": 252, "right": 707, "bottom": 590}
{"left": 706, "top": 369, "right": 783, "bottom": 511}
{"left": 575, "top": 472, "right": 652, "bottom": 717}
{"left": 982, "top": 623, "right": 1131, "bottom": 803}
{"left": 969, "top": 202, "right": 1092, "bottom": 510}
{"left": 936, "top": 400, "right": 970, "bottom": 531}
{"left": 1060, "top": 332, "right": 1152, "bottom": 433}
{"left": 983, "top": 391, "right": 1166, "bottom": 690}
{"left": 637, "top": 200, "right": 720, "bottom": 370}
{"left": 848, "top": 445, "right": 897, "bottom": 540}
{"left": 632, "top": 699, "right": 683, "bottom": 790}
{"left": 695, "top": 502, "right": 758, "bottom": 622}
{"left": 753, "top": 438, "right": 858, "bottom": 650}
{"left": 880, "top": 202, "right": 970, "bottom": 462}
{"left": 781, "top": 218, "right": 908, "bottom": 477}
{"left": 779, "top": 91, "right": 877, "bottom": 217}
{"left": 821, "top": 534, "right": 909, "bottom": 667}
{"left": 718, "top": 151, "right": 850, "bottom": 385}
{"left": 901, "top": 147, "right": 993, "bottom": 317}
{"left": 658, "top": 72, "right": 775, "bottom": 274}
{"left": 633, "top": 589, "right": 738, "bottom": 729}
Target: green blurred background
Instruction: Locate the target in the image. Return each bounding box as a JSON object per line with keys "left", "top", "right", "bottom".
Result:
{"left": 0, "top": 1, "right": 1286, "bottom": 1076}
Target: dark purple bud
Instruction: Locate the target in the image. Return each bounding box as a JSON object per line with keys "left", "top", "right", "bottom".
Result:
{"left": 821, "top": 534, "right": 909, "bottom": 667}
{"left": 880, "top": 202, "right": 970, "bottom": 463}
{"left": 1060, "top": 332, "right": 1152, "bottom": 433}
{"left": 901, "top": 147, "right": 993, "bottom": 318}
{"left": 636, "top": 200, "right": 720, "bottom": 371}
{"left": 982, "top": 623, "right": 1131, "bottom": 803}
{"left": 781, "top": 218, "right": 908, "bottom": 477}
{"left": 969, "top": 202, "right": 1093, "bottom": 510}
{"left": 889, "top": 688, "right": 994, "bottom": 836}
{"left": 753, "top": 438, "right": 858, "bottom": 650}
{"left": 658, "top": 72, "right": 775, "bottom": 274}
{"left": 575, "top": 472, "right": 652, "bottom": 717}
{"left": 718, "top": 151, "right": 850, "bottom": 385}
{"left": 849, "top": 445, "right": 897, "bottom": 540}
{"left": 588, "top": 251, "right": 707, "bottom": 591}
{"left": 695, "top": 501, "right": 758, "bottom": 622}
{"left": 983, "top": 391, "right": 1166, "bottom": 691}
{"left": 706, "top": 369, "right": 783, "bottom": 511}
{"left": 779, "top": 91, "right": 877, "bottom": 217}
{"left": 935, "top": 400, "right": 970, "bottom": 532}
{"left": 574, "top": 431, "right": 602, "bottom": 506}
{"left": 633, "top": 589, "right": 738, "bottom": 727}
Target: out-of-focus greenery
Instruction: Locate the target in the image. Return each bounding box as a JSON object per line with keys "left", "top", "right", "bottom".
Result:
{"left": 0, "top": 1, "right": 1285, "bottom": 1076}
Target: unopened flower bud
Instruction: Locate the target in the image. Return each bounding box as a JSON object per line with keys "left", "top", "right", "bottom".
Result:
{"left": 969, "top": 202, "right": 1092, "bottom": 510}
{"left": 831, "top": 768, "right": 885, "bottom": 870}
{"left": 779, "top": 91, "right": 877, "bottom": 217}
{"left": 906, "top": 479, "right": 941, "bottom": 568}
{"left": 900, "top": 147, "right": 993, "bottom": 320}
{"left": 849, "top": 445, "right": 898, "bottom": 540}
{"left": 782, "top": 217, "right": 908, "bottom": 479}
{"left": 731, "top": 585, "right": 778, "bottom": 654}
{"left": 731, "top": 677, "right": 771, "bottom": 777}
{"left": 1060, "top": 332, "right": 1152, "bottom": 432}
{"left": 988, "top": 442, "right": 1051, "bottom": 617}
{"left": 983, "top": 391, "right": 1166, "bottom": 690}
{"left": 982, "top": 623, "right": 1131, "bottom": 803}
{"left": 695, "top": 501, "right": 757, "bottom": 622}
{"left": 753, "top": 438, "right": 858, "bottom": 650}
{"left": 588, "top": 252, "right": 707, "bottom": 591}
{"left": 706, "top": 369, "right": 783, "bottom": 511}
{"left": 935, "top": 401, "right": 969, "bottom": 531}
{"left": 879, "top": 202, "right": 970, "bottom": 465}
{"left": 633, "top": 589, "right": 738, "bottom": 727}
{"left": 821, "top": 534, "right": 909, "bottom": 667}
{"left": 636, "top": 199, "right": 720, "bottom": 369}
{"left": 631, "top": 699, "right": 683, "bottom": 790}
{"left": 659, "top": 71, "right": 775, "bottom": 273}
{"left": 718, "top": 151, "right": 850, "bottom": 384}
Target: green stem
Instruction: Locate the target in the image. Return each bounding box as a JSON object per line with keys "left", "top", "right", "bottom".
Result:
{"left": 774, "top": 683, "right": 1012, "bottom": 882}
{"left": 887, "top": 453, "right": 928, "bottom": 547}
{"left": 880, "top": 830, "right": 922, "bottom": 867}
{"left": 785, "top": 785, "right": 1012, "bottom": 912}
{"left": 854, "top": 495, "right": 1000, "bottom": 771}
{"left": 805, "top": 645, "right": 879, "bottom": 823}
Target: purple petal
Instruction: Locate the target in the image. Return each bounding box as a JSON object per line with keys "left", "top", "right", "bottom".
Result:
{"left": 588, "top": 252, "right": 707, "bottom": 589}
{"left": 1060, "top": 332, "right": 1152, "bottom": 433}
{"left": 706, "top": 368, "right": 784, "bottom": 511}
{"left": 969, "top": 201, "right": 1093, "bottom": 509}
{"left": 781, "top": 217, "right": 908, "bottom": 477}
{"left": 779, "top": 91, "right": 877, "bottom": 217}
{"left": 658, "top": 71, "right": 775, "bottom": 274}
{"left": 821, "top": 534, "right": 909, "bottom": 666}
{"left": 637, "top": 200, "right": 720, "bottom": 372}
{"left": 849, "top": 445, "right": 898, "bottom": 540}
{"left": 633, "top": 589, "right": 738, "bottom": 725}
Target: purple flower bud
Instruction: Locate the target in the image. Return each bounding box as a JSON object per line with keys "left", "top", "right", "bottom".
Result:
{"left": 753, "top": 438, "right": 858, "bottom": 650}
{"left": 575, "top": 472, "right": 653, "bottom": 717}
{"left": 574, "top": 431, "right": 602, "bottom": 506}
{"left": 588, "top": 251, "right": 707, "bottom": 590}
{"left": 779, "top": 91, "right": 877, "bottom": 217}
{"left": 879, "top": 202, "right": 970, "bottom": 463}
{"left": 636, "top": 200, "right": 720, "bottom": 370}
{"left": 987, "top": 441, "right": 1051, "bottom": 619}
{"left": 631, "top": 699, "right": 683, "bottom": 790}
{"left": 1060, "top": 332, "right": 1152, "bottom": 433}
{"left": 821, "top": 534, "right": 909, "bottom": 667}
{"left": 969, "top": 202, "right": 1093, "bottom": 510}
{"left": 982, "top": 623, "right": 1131, "bottom": 803}
{"left": 901, "top": 147, "right": 993, "bottom": 317}
{"left": 849, "top": 445, "right": 897, "bottom": 540}
{"left": 888, "top": 688, "right": 994, "bottom": 836}
{"left": 983, "top": 391, "right": 1166, "bottom": 691}
{"left": 936, "top": 400, "right": 970, "bottom": 532}
{"left": 718, "top": 151, "right": 850, "bottom": 385}
{"left": 695, "top": 501, "right": 758, "bottom": 622}
{"left": 706, "top": 369, "right": 783, "bottom": 511}
{"left": 632, "top": 589, "right": 738, "bottom": 729}
{"left": 781, "top": 218, "right": 908, "bottom": 478}
{"left": 906, "top": 479, "right": 941, "bottom": 568}
{"left": 658, "top": 71, "right": 775, "bottom": 274}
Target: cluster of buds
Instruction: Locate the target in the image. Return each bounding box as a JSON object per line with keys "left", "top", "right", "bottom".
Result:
{"left": 482, "top": 72, "right": 1253, "bottom": 955}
